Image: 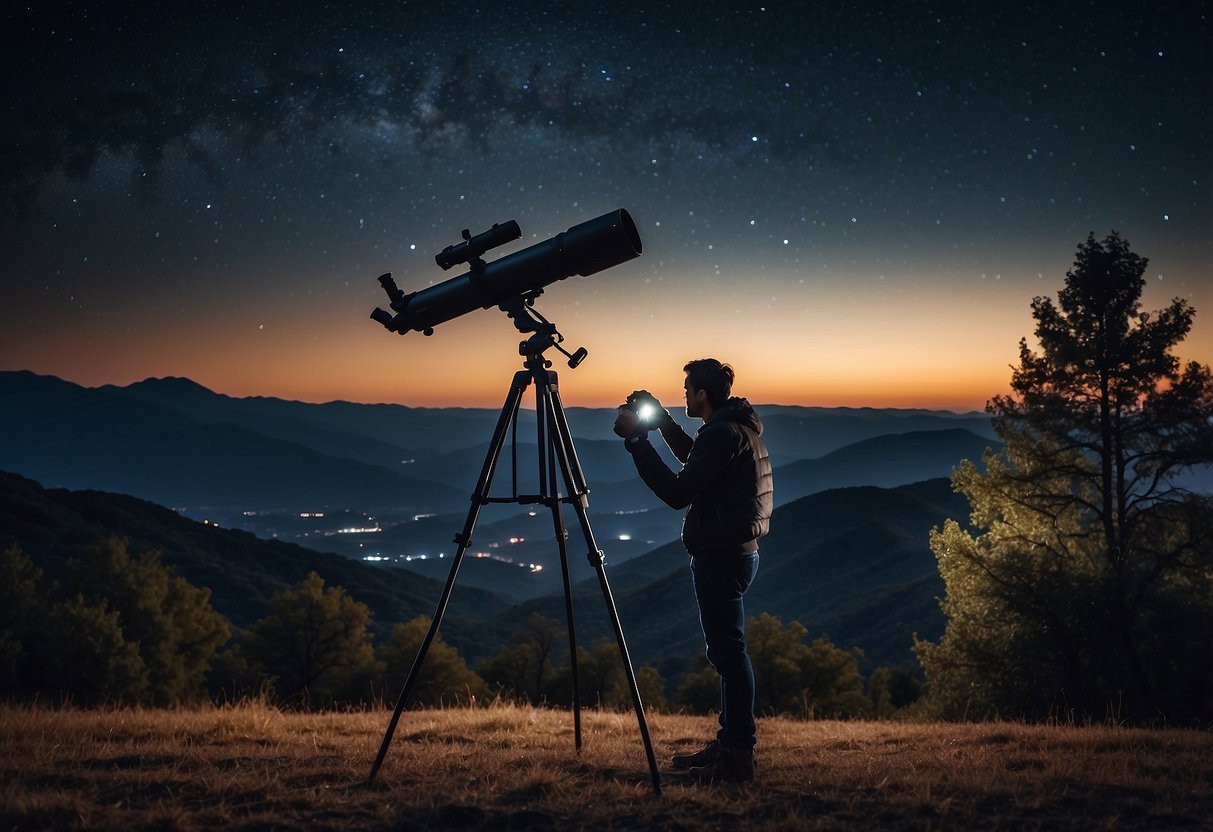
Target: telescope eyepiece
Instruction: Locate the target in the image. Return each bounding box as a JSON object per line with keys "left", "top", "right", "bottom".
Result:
{"left": 370, "top": 307, "right": 396, "bottom": 330}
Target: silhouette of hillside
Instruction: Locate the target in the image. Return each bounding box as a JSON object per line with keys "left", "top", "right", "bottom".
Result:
{"left": 771, "top": 428, "right": 998, "bottom": 504}
{"left": 0, "top": 464, "right": 966, "bottom": 672}
{"left": 0, "top": 371, "right": 465, "bottom": 513}
{"left": 757, "top": 406, "right": 995, "bottom": 461}
{"left": 0, "top": 369, "right": 991, "bottom": 664}
{"left": 2, "top": 370, "right": 994, "bottom": 491}
{"left": 0, "top": 470, "right": 509, "bottom": 643}
{"left": 470, "top": 479, "right": 970, "bottom": 671}
{"left": 110, "top": 374, "right": 519, "bottom": 455}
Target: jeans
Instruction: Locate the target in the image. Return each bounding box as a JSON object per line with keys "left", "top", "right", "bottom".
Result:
{"left": 690, "top": 552, "right": 759, "bottom": 751}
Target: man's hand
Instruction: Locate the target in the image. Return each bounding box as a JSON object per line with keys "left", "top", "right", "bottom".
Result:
{"left": 613, "top": 406, "right": 645, "bottom": 439}
{"left": 627, "top": 390, "right": 670, "bottom": 425}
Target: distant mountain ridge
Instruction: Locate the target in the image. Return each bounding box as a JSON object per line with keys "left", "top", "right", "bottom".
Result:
{"left": 0, "top": 371, "right": 465, "bottom": 513}
{"left": 0, "top": 369, "right": 995, "bottom": 522}
{"left": 771, "top": 428, "right": 997, "bottom": 505}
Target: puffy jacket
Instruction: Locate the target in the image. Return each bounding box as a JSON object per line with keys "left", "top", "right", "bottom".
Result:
{"left": 626, "top": 397, "right": 773, "bottom": 557}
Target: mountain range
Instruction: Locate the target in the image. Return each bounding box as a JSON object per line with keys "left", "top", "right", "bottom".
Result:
{"left": 0, "top": 370, "right": 996, "bottom": 557}
{"left": 0, "top": 467, "right": 964, "bottom": 674}
{"left": 0, "top": 370, "right": 1004, "bottom": 672}
{"left": 468, "top": 478, "right": 971, "bottom": 674}
{"left": 0, "top": 371, "right": 995, "bottom": 510}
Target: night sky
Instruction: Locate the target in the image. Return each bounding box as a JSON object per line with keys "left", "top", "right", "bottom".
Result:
{"left": 3, "top": 1, "right": 1210, "bottom": 410}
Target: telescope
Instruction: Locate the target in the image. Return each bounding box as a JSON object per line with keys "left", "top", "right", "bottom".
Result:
{"left": 371, "top": 209, "right": 641, "bottom": 337}
{"left": 363, "top": 206, "right": 662, "bottom": 793}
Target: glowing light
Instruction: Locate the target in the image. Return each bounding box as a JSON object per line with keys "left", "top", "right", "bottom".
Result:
{"left": 618, "top": 534, "right": 632, "bottom": 541}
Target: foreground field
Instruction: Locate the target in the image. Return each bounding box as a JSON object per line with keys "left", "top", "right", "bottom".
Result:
{"left": 2, "top": 702, "right": 1211, "bottom": 830}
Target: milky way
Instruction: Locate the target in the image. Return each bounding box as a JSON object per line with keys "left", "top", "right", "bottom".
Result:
{"left": 2, "top": 1, "right": 1209, "bottom": 407}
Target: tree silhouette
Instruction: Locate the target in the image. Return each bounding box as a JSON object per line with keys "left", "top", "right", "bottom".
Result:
{"left": 678, "top": 613, "right": 870, "bottom": 718}
{"left": 240, "top": 571, "right": 379, "bottom": 707}
{"left": 61, "top": 538, "right": 231, "bottom": 705}
{"left": 478, "top": 613, "right": 565, "bottom": 703}
{"left": 918, "top": 232, "right": 1213, "bottom": 722}
{"left": 0, "top": 545, "right": 43, "bottom": 695}
{"left": 377, "top": 616, "right": 488, "bottom": 707}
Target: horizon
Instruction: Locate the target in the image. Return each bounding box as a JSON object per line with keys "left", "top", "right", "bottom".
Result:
{"left": 1, "top": 366, "right": 997, "bottom": 415}
{"left": 3, "top": 4, "right": 1209, "bottom": 411}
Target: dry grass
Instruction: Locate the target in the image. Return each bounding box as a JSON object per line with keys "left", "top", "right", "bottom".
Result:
{"left": 2, "top": 701, "right": 1211, "bottom": 830}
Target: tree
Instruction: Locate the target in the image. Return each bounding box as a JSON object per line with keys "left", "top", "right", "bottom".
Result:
{"left": 545, "top": 637, "right": 668, "bottom": 712}
{"left": 679, "top": 613, "right": 870, "bottom": 719}
{"left": 867, "top": 666, "right": 924, "bottom": 718}
{"left": 747, "top": 613, "right": 813, "bottom": 713}
{"left": 800, "top": 636, "right": 871, "bottom": 718}
{"left": 0, "top": 545, "right": 43, "bottom": 695}
{"left": 2, "top": 543, "right": 154, "bottom": 704}
{"left": 747, "top": 613, "right": 870, "bottom": 718}
{"left": 240, "top": 571, "right": 380, "bottom": 707}
{"left": 478, "top": 613, "right": 565, "bottom": 704}
{"left": 629, "top": 665, "right": 669, "bottom": 713}
{"left": 1, "top": 538, "right": 230, "bottom": 705}
{"left": 61, "top": 538, "right": 231, "bottom": 705}
{"left": 40, "top": 594, "right": 149, "bottom": 704}
{"left": 917, "top": 232, "right": 1213, "bottom": 722}
{"left": 674, "top": 658, "right": 721, "bottom": 714}
{"left": 377, "top": 616, "right": 488, "bottom": 706}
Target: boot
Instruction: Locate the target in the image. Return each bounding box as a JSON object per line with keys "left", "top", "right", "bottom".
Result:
{"left": 688, "top": 746, "right": 754, "bottom": 784}
{"left": 670, "top": 739, "right": 720, "bottom": 770}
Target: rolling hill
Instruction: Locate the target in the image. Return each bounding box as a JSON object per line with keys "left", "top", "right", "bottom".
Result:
{"left": 0, "top": 470, "right": 509, "bottom": 645}
{"left": 770, "top": 428, "right": 997, "bottom": 504}
{"left": 466, "top": 478, "right": 972, "bottom": 672}
{"left": 0, "top": 467, "right": 968, "bottom": 676}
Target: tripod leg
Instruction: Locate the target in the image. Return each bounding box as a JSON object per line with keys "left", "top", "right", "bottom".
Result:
{"left": 544, "top": 375, "right": 663, "bottom": 796}
{"left": 536, "top": 381, "right": 582, "bottom": 750}
{"left": 367, "top": 370, "right": 531, "bottom": 786}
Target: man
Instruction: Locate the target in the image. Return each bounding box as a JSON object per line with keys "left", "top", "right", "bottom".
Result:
{"left": 613, "top": 358, "right": 772, "bottom": 784}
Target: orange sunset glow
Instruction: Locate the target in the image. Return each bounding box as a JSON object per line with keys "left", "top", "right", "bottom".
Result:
{"left": 5, "top": 251, "right": 1209, "bottom": 413}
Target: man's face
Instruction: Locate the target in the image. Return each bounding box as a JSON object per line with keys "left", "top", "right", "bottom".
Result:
{"left": 684, "top": 375, "right": 707, "bottom": 419}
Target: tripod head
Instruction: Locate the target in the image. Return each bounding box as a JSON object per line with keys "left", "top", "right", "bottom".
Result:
{"left": 500, "top": 291, "right": 588, "bottom": 369}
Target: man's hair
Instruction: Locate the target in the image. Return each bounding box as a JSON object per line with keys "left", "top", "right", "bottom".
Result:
{"left": 683, "top": 358, "right": 735, "bottom": 408}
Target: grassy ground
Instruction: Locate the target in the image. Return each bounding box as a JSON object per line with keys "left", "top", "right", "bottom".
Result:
{"left": 2, "top": 701, "right": 1211, "bottom": 830}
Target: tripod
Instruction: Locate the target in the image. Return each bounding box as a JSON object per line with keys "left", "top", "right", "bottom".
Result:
{"left": 367, "top": 299, "right": 662, "bottom": 795}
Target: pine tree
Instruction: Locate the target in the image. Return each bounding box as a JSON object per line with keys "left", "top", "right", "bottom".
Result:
{"left": 917, "top": 232, "right": 1213, "bottom": 722}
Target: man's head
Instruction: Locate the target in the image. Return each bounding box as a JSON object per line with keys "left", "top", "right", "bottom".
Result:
{"left": 683, "top": 358, "right": 734, "bottom": 419}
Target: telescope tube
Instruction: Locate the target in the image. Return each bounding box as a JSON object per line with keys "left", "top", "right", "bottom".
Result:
{"left": 375, "top": 209, "right": 641, "bottom": 334}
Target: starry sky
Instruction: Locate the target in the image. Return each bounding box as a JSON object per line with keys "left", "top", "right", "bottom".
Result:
{"left": 3, "top": 1, "right": 1210, "bottom": 410}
